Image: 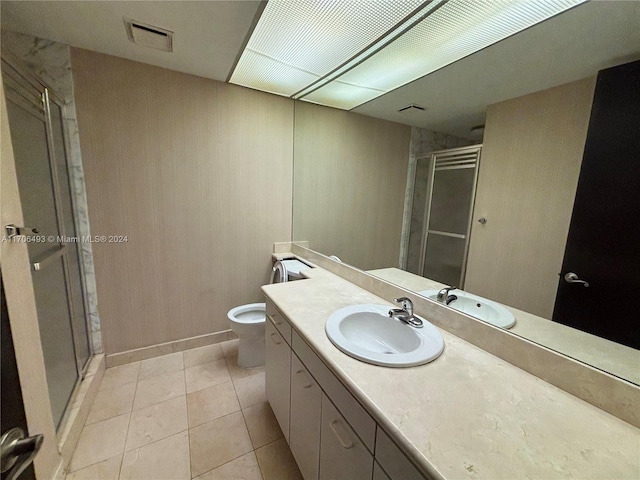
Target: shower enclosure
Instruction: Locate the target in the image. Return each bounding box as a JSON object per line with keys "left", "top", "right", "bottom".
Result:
{"left": 2, "top": 56, "right": 91, "bottom": 430}
{"left": 406, "top": 145, "right": 482, "bottom": 287}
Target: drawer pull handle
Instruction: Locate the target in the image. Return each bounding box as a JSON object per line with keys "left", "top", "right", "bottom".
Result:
{"left": 270, "top": 333, "right": 282, "bottom": 345}
{"left": 295, "top": 369, "right": 314, "bottom": 388}
{"left": 267, "top": 313, "right": 282, "bottom": 325}
{"left": 329, "top": 420, "right": 354, "bottom": 449}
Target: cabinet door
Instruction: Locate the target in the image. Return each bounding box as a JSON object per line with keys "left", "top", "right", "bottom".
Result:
{"left": 373, "top": 462, "right": 391, "bottom": 480}
{"left": 290, "top": 353, "right": 322, "bottom": 480}
{"left": 319, "top": 394, "right": 373, "bottom": 480}
{"left": 265, "top": 319, "right": 291, "bottom": 442}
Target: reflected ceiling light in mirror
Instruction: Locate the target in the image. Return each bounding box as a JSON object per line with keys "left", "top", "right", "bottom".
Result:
{"left": 230, "top": 0, "right": 586, "bottom": 107}
{"left": 302, "top": 0, "right": 587, "bottom": 109}
{"left": 230, "top": 0, "right": 428, "bottom": 97}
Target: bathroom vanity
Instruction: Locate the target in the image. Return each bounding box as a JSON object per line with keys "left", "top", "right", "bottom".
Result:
{"left": 262, "top": 265, "right": 639, "bottom": 480}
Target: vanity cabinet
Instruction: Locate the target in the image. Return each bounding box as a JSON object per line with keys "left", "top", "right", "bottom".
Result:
{"left": 373, "top": 462, "right": 392, "bottom": 480}
{"left": 290, "top": 353, "right": 322, "bottom": 480}
{"left": 374, "top": 429, "right": 425, "bottom": 480}
{"left": 265, "top": 312, "right": 291, "bottom": 442}
{"left": 319, "top": 393, "right": 374, "bottom": 480}
{"left": 264, "top": 299, "right": 429, "bottom": 480}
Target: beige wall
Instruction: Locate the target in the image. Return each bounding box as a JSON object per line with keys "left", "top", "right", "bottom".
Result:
{"left": 465, "top": 77, "right": 596, "bottom": 318}
{"left": 71, "top": 49, "right": 294, "bottom": 354}
{"left": 292, "top": 101, "right": 411, "bottom": 271}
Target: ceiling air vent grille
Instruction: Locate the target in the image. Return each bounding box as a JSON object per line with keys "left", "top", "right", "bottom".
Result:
{"left": 398, "top": 104, "right": 426, "bottom": 113}
{"left": 124, "top": 18, "right": 173, "bottom": 52}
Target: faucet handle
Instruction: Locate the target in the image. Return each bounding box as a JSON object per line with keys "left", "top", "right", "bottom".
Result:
{"left": 393, "top": 297, "right": 413, "bottom": 315}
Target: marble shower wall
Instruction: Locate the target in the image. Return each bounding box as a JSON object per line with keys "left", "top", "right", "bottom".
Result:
{"left": 400, "top": 127, "right": 475, "bottom": 271}
{"left": 2, "top": 31, "right": 103, "bottom": 353}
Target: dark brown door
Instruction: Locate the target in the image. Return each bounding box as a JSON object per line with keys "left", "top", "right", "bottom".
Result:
{"left": 552, "top": 60, "right": 640, "bottom": 350}
{"left": 1, "top": 275, "right": 37, "bottom": 480}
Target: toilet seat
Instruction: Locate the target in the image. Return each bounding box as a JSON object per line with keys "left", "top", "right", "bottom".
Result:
{"left": 227, "top": 303, "right": 266, "bottom": 325}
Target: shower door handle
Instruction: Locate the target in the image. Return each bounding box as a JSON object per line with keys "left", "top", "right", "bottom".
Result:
{"left": 32, "top": 246, "right": 67, "bottom": 271}
{"left": 1, "top": 428, "right": 43, "bottom": 480}
{"left": 4, "top": 225, "right": 39, "bottom": 239}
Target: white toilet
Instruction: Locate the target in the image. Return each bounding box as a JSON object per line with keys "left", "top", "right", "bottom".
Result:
{"left": 227, "top": 303, "right": 266, "bottom": 367}
{"left": 227, "top": 259, "right": 310, "bottom": 367}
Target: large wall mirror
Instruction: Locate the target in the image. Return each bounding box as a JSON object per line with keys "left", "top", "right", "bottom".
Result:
{"left": 292, "top": 2, "right": 640, "bottom": 386}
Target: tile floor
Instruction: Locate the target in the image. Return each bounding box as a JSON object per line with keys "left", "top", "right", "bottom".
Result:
{"left": 65, "top": 340, "right": 302, "bottom": 480}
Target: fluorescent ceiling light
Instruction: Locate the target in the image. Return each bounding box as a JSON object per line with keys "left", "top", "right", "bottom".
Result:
{"left": 230, "top": 0, "right": 587, "bottom": 108}
{"left": 230, "top": 0, "right": 426, "bottom": 97}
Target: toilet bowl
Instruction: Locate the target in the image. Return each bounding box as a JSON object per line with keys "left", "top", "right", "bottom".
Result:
{"left": 228, "top": 258, "right": 311, "bottom": 368}
{"left": 227, "top": 303, "right": 266, "bottom": 367}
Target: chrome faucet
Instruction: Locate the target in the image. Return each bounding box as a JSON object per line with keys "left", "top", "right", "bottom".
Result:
{"left": 388, "top": 297, "right": 423, "bottom": 328}
{"left": 436, "top": 286, "right": 458, "bottom": 305}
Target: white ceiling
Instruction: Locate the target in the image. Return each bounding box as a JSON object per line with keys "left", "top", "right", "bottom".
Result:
{"left": 0, "top": 1, "right": 262, "bottom": 82}
{"left": 2, "top": 1, "right": 639, "bottom": 139}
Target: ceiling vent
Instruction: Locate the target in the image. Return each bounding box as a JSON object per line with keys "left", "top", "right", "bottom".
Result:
{"left": 397, "top": 104, "right": 426, "bottom": 113}
{"left": 124, "top": 18, "right": 173, "bottom": 52}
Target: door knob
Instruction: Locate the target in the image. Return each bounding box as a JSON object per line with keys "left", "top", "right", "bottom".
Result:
{"left": 564, "top": 272, "right": 590, "bottom": 287}
{"left": 1, "top": 428, "right": 43, "bottom": 480}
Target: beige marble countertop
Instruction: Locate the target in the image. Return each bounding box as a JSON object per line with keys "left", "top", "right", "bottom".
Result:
{"left": 367, "top": 268, "right": 640, "bottom": 385}
{"left": 262, "top": 268, "right": 639, "bottom": 480}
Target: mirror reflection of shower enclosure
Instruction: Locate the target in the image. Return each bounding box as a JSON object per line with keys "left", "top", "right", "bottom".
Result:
{"left": 407, "top": 145, "right": 481, "bottom": 287}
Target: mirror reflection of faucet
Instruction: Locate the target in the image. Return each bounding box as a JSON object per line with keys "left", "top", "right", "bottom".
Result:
{"left": 436, "top": 286, "right": 458, "bottom": 305}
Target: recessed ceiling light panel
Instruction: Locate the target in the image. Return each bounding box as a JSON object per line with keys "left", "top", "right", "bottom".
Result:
{"left": 230, "top": 0, "right": 587, "bottom": 109}
{"left": 230, "top": 0, "right": 426, "bottom": 96}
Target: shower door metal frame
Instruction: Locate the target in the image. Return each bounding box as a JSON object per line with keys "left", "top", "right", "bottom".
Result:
{"left": 417, "top": 145, "right": 482, "bottom": 288}
{"left": 2, "top": 54, "right": 92, "bottom": 426}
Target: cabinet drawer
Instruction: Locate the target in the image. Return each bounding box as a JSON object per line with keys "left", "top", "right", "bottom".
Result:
{"left": 266, "top": 300, "right": 291, "bottom": 345}
{"left": 319, "top": 393, "right": 373, "bottom": 480}
{"left": 292, "top": 331, "right": 376, "bottom": 452}
{"left": 265, "top": 319, "right": 291, "bottom": 442}
{"left": 375, "top": 428, "right": 427, "bottom": 480}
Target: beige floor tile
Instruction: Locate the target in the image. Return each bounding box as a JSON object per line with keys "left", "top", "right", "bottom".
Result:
{"left": 225, "top": 354, "right": 264, "bottom": 381}
{"left": 185, "top": 359, "right": 231, "bottom": 394}
{"left": 65, "top": 455, "right": 121, "bottom": 480}
{"left": 255, "top": 438, "right": 302, "bottom": 480}
{"left": 243, "top": 402, "right": 283, "bottom": 449}
{"left": 189, "top": 411, "right": 253, "bottom": 477}
{"left": 138, "top": 352, "right": 184, "bottom": 380}
{"left": 233, "top": 372, "right": 266, "bottom": 409}
{"left": 187, "top": 381, "right": 240, "bottom": 428}
{"left": 120, "top": 431, "right": 190, "bottom": 480}
{"left": 133, "top": 370, "right": 186, "bottom": 410}
{"left": 220, "top": 339, "right": 238, "bottom": 358}
{"left": 68, "top": 414, "right": 129, "bottom": 472}
{"left": 184, "top": 344, "right": 224, "bottom": 368}
{"left": 193, "top": 452, "right": 262, "bottom": 480}
{"left": 99, "top": 362, "right": 140, "bottom": 391}
{"left": 125, "top": 396, "right": 188, "bottom": 451}
{"left": 86, "top": 382, "right": 136, "bottom": 425}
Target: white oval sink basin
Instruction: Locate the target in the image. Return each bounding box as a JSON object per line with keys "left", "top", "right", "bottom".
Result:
{"left": 325, "top": 304, "right": 444, "bottom": 367}
{"left": 418, "top": 290, "right": 516, "bottom": 329}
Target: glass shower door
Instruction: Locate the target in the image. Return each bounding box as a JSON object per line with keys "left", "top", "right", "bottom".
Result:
{"left": 419, "top": 146, "right": 481, "bottom": 287}
{"left": 2, "top": 59, "right": 90, "bottom": 429}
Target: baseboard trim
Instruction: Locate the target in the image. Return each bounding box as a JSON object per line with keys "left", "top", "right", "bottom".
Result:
{"left": 58, "top": 354, "right": 105, "bottom": 473}
{"left": 105, "top": 330, "right": 238, "bottom": 368}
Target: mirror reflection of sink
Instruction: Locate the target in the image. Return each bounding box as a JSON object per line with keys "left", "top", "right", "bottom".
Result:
{"left": 418, "top": 290, "right": 516, "bottom": 329}
{"left": 325, "top": 304, "right": 444, "bottom": 367}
